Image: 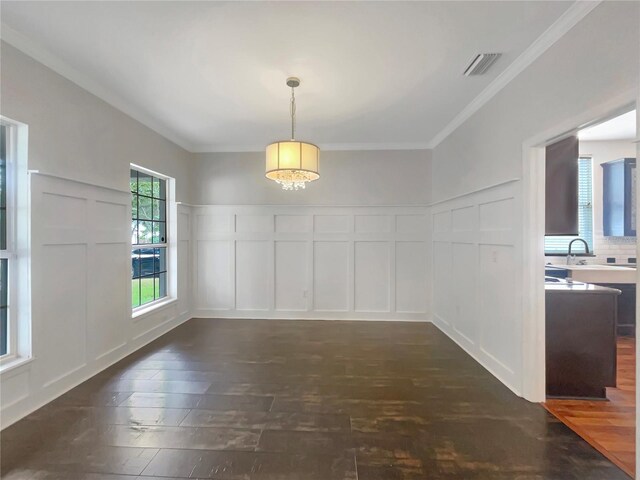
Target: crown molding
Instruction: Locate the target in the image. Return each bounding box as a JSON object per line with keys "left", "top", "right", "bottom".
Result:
{"left": 426, "top": 0, "right": 602, "bottom": 149}
{"left": 192, "top": 142, "right": 432, "bottom": 153}
{"left": 1, "top": 1, "right": 601, "bottom": 155}
{"left": 0, "top": 23, "right": 431, "bottom": 155}
{"left": 0, "top": 23, "right": 196, "bottom": 152}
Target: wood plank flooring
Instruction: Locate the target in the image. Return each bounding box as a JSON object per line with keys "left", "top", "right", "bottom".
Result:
{"left": 545, "top": 336, "right": 636, "bottom": 478}
{"left": 1, "top": 319, "right": 632, "bottom": 479}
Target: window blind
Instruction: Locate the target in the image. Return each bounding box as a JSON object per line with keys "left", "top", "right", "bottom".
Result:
{"left": 544, "top": 157, "right": 593, "bottom": 254}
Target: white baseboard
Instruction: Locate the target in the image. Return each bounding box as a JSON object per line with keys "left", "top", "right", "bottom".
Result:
{"left": 432, "top": 314, "right": 522, "bottom": 399}
{"left": 0, "top": 311, "right": 192, "bottom": 430}
{"left": 192, "top": 310, "right": 431, "bottom": 322}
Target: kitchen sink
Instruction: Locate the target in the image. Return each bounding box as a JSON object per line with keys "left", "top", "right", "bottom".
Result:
{"left": 545, "top": 276, "right": 564, "bottom": 283}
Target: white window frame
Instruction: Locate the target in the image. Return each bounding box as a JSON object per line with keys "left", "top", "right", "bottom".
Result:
{"left": 0, "top": 123, "right": 17, "bottom": 360}
{"left": 0, "top": 116, "right": 32, "bottom": 370}
{"left": 130, "top": 163, "right": 176, "bottom": 318}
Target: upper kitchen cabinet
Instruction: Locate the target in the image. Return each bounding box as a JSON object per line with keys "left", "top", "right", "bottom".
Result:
{"left": 602, "top": 157, "right": 636, "bottom": 237}
{"left": 546, "top": 135, "right": 579, "bottom": 235}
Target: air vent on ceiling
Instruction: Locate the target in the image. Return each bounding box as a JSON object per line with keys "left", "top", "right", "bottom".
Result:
{"left": 463, "top": 53, "right": 501, "bottom": 76}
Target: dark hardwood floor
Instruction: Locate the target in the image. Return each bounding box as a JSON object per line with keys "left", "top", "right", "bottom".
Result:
{"left": 0, "top": 319, "right": 631, "bottom": 479}
{"left": 545, "top": 336, "right": 636, "bottom": 478}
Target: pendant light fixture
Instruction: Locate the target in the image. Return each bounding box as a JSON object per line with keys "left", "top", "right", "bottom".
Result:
{"left": 265, "top": 77, "right": 320, "bottom": 190}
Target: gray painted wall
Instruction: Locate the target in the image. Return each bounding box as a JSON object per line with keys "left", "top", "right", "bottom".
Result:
{"left": 193, "top": 149, "right": 432, "bottom": 205}
{"left": 1, "top": 42, "right": 194, "bottom": 202}
{"left": 432, "top": 1, "right": 639, "bottom": 202}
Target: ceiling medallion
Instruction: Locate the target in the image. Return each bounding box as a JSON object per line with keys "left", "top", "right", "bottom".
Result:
{"left": 265, "top": 77, "right": 320, "bottom": 191}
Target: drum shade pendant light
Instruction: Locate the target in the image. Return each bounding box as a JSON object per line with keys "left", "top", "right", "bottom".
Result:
{"left": 265, "top": 77, "right": 320, "bottom": 190}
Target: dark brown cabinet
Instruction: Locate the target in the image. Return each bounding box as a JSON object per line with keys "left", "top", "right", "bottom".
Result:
{"left": 546, "top": 285, "right": 619, "bottom": 399}
{"left": 602, "top": 157, "right": 636, "bottom": 237}
{"left": 545, "top": 135, "right": 579, "bottom": 235}
{"left": 593, "top": 282, "right": 636, "bottom": 336}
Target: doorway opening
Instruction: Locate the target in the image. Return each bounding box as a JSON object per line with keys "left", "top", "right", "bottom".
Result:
{"left": 523, "top": 104, "right": 637, "bottom": 477}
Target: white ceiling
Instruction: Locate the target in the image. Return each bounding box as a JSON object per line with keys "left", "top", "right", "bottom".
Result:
{"left": 578, "top": 110, "right": 637, "bottom": 141}
{"left": 1, "top": 1, "right": 575, "bottom": 152}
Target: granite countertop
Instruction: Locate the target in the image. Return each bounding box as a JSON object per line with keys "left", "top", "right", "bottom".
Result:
{"left": 562, "top": 265, "right": 635, "bottom": 271}
{"left": 545, "top": 279, "right": 621, "bottom": 295}
{"left": 545, "top": 264, "right": 636, "bottom": 284}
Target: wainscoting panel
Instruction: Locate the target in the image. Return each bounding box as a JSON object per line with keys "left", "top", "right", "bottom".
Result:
{"left": 395, "top": 241, "right": 427, "bottom": 314}
{"left": 451, "top": 242, "right": 477, "bottom": 345}
{"left": 236, "top": 214, "right": 273, "bottom": 233}
{"left": 275, "top": 241, "right": 308, "bottom": 312}
{"left": 236, "top": 240, "right": 271, "bottom": 311}
{"left": 38, "top": 243, "right": 88, "bottom": 385}
{"left": 451, "top": 206, "right": 476, "bottom": 232}
{"left": 433, "top": 241, "right": 452, "bottom": 327}
{"left": 354, "top": 241, "right": 391, "bottom": 312}
{"left": 314, "top": 241, "right": 350, "bottom": 312}
{"left": 276, "top": 215, "right": 312, "bottom": 233}
{"left": 431, "top": 180, "right": 521, "bottom": 394}
{"left": 314, "top": 215, "right": 351, "bottom": 234}
{"left": 1, "top": 173, "right": 192, "bottom": 429}
{"left": 355, "top": 215, "right": 392, "bottom": 234}
{"left": 90, "top": 242, "right": 129, "bottom": 360}
{"left": 197, "top": 213, "right": 232, "bottom": 234}
{"left": 196, "top": 240, "right": 233, "bottom": 310}
{"left": 478, "top": 244, "right": 517, "bottom": 376}
{"left": 193, "top": 206, "right": 430, "bottom": 321}
{"left": 396, "top": 214, "right": 427, "bottom": 234}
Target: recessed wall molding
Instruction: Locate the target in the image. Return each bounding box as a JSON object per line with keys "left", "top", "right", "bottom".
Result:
{"left": 192, "top": 205, "right": 431, "bottom": 321}
{"left": 0, "top": 174, "right": 193, "bottom": 429}
{"left": 27, "top": 170, "right": 132, "bottom": 195}
{"left": 431, "top": 181, "right": 521, "bottom": 395}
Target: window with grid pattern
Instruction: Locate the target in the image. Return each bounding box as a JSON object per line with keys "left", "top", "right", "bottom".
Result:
{"left": 544, "top": 157, "right": 593, "bottom": 254}
{"left": 130, "top": 168, "right": 167, "bottom": 308}
{"left": 0, "top": 126, "right": 8, "bottom": 355}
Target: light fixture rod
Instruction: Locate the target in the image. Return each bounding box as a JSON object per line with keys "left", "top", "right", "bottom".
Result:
{"left": 290, "top": 85, "right": 296, "bottom": 141}
{"left": 286, "top": 77, "right": 300, "bottom": 141}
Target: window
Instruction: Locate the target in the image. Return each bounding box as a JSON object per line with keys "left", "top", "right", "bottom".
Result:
{"left": 0, "top": 125, "right": 9, "bottom": 356}
{"left": 131, "top": 168, "right": 168, "bottom": 309}
{"left": 545, "top": 157, "right": 593, "bottom": 254}
{"left": 0, "top": 117, "right": 30, "bottom": 368}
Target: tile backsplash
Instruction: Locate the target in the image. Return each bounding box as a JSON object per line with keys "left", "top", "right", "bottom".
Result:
{"left": 593, "top": 234, "right": 637, "bottom": 263}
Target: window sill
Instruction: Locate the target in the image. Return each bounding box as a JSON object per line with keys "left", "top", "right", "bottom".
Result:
{"left": 132, "top": 297, "right": 177, "bottom": 322}
{"left": 0, "top": 355, "right": 35, "bottom": 376}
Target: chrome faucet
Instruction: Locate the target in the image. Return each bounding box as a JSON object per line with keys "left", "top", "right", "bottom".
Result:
{"left": 567, "top": 238, "right": 589, "bottom": 265}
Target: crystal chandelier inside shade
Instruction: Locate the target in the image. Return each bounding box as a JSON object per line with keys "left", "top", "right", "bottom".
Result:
{"left": 265, "top": 141, "right": 320, "bottom": 190}
{"left": 265, "top": 77, "right": 320, "bottom": 190}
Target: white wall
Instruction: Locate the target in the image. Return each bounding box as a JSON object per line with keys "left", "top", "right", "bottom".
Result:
{"left": 4, "top": 0, "right": 635, "bottom": 429}
{"left": 191, "top": 149, "right": 433, "bottom": 322}
{"left": 0, "top": 41, "right": 434, "bottom": 426}
{"left": 192, "top": 205, "right": 430, "bottom": 321}
{"left": 193, "top": 150, "right": 431, "bottom": 205}
{"left": 0, "top": 43, "right": 194, "bottom": 428}
{"left": 431, "top": 2, "right": 639, "bottom": 397}
{"left": 432, "top": 181, "right": 520, "bottom": 391}
{"left": 580, "top": 139, "right": 637, "bottom": 263}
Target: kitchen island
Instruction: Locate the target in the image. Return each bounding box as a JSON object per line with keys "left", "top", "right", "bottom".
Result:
{"left": 546, "top": 279, "right": 620, "bottom": 399}
{"left": 547, "top": 264, "right": 636, "bottom": 335}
